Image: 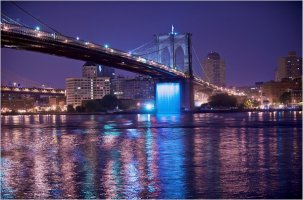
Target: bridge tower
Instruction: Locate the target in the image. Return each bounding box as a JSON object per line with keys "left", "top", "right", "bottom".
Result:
{"left": 154, "top": 26, "right": 194, "bottom": 113}
{"left": 155, "top": 26, "right": 193, "bottom": 78}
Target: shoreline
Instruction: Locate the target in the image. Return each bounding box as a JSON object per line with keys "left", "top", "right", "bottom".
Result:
{"left": 1, "top": 108, "right": 301, "bottom": 116}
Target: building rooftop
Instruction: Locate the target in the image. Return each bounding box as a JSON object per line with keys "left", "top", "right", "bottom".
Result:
{"left": 207, "top": 52, "right": 220, "bottom": 60}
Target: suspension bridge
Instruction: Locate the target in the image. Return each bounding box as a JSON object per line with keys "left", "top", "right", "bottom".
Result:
{"left": 1, "top": 6, "right": 245, "bottom": 112}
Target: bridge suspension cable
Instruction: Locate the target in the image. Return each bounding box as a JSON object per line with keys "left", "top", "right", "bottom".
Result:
{"left": 1, "top": 68, "right": 54, "bottom": 88}
{"left": 193, "top": 45, "right": 210, "bottom": 82}
{"left": 129, "top": 37, "right": 164, "bottom": 55}
{"left": 9, "top": 1, "right": 62, "bottom": 35}
{"left": 191, "top": 65, "right": 199, "bottom": 78}
{"left": 132, "top": 45, "right": 168, "bottom": 57}
{"left": 1, "top": 13, "right": 23, "bottom": 26}
{"left": 130, "top": 42, "right": 159, "bottom": 56}
{"left": 127, "top": 39, "right": 155, "bottom": 54}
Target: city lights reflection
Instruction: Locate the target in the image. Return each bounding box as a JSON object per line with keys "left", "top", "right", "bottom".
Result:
{"left": 1, "top": 113, "right": 302, "bottom": 199}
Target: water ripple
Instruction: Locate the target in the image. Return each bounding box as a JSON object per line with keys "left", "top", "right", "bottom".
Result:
{"left": 1, "top": 112, "right": 302, "bottom": 199}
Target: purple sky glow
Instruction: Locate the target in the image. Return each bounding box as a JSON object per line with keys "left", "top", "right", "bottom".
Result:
{"left": 1, "top": 1, "right": 302, "bottom": 88}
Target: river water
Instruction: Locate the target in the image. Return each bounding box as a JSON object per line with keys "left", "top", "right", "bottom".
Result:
{"left": 1, "top": 111, "right": 302, "bottom": 199}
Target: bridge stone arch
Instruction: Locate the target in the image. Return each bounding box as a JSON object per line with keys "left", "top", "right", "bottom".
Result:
{"left": 175, "top": 46, "right": 185, "bottom": 72}
{"left": 155, "top": 32, "right": 193, "bottom": 78}
{"left": 160, "top": 47, "right": 171, "bottom": 67}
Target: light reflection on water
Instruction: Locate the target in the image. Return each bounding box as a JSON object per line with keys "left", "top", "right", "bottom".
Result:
{"left": 1, "top": 111, "right": 302, "bottom": 199}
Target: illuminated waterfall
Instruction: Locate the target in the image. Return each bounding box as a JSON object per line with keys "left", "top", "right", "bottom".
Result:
{"left": 156, "top": 82, "right": 180, "bottom": 114}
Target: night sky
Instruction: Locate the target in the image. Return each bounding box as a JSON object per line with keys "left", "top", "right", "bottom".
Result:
{"left": 1, "top": 1, "right": 302, "bottom": 88}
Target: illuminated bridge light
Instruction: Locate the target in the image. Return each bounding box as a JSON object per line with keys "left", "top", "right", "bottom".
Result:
{"left": 35, "top": 26, "right": 40, "bottom": 31}
{"left": 104, "top": 44, "right": 109, "bottom": 48}
{"left": 76, "top": 37, "right": 80, "bottom": 40}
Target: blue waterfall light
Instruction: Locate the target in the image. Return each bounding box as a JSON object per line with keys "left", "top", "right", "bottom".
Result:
{"left": 156, "top": 82, "right": 180, "bottom": 114}
{"left": 145, "top": 103, "right": 154, "bottom": 111}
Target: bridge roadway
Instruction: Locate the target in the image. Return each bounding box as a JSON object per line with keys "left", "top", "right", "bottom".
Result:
{"left": 1, "top": 86, "right": 65, "bottom": 96}
{"left": 1, "top": 23, "right": 188, "bottom": 78}
{"left": 1, "top": 22, "right": 229, "bottom": 92}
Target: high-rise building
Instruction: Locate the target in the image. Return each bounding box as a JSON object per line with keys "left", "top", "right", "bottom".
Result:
{"left": 66, "top": 62, "right": 111, "bottom": 107}
{"left": 202, "top": 52, "right": 226, "bottom": 87}
{"left": 112, "top": 75, "right": 154, "bottom": 100}
{"left": 275, "top": 51, "right": 302, "bottom": 81}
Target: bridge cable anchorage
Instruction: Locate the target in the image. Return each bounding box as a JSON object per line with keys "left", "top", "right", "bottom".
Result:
{"left": 193, "top": 45, "right": 211, "bottom": 83}
{"left": 10, "top": 1, "right": 62, "bottom": 35}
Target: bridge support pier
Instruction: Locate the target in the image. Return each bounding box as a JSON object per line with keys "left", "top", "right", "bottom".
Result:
{"left": 154, "top": 78, "right": 195, "bottom": 113}
{"left": 181, "top": 79, "right": 195, "bottom": 111}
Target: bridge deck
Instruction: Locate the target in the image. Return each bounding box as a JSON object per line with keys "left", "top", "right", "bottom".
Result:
{"left": 1, "top": 22, "right": 245, "bottom": 96}
{"left": 1, "top": 23, "right": 187, "bottom": 78}
{"left": 1, "top": 86, "right": 65, "bottom": 96}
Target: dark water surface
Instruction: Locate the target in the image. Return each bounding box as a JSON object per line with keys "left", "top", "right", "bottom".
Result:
{"left": 1, "top": 111, "right": 302, "bottom": 199}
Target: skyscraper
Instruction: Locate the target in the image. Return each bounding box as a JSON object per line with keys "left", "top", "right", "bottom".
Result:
{"left": 275, "top": 51, "right": 302, "bottom": 81}
{"left": 202, "top": 52, "right": 226, "bottom": 87}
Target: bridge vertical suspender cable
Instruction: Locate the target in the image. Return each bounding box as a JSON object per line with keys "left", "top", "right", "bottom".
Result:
{"left": 192, "top": 45, "right": 210, "bottom": 82}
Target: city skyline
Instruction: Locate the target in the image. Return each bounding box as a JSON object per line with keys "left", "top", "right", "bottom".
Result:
{"left": 1, "top": 1, "right": 302, "bottom": 88}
